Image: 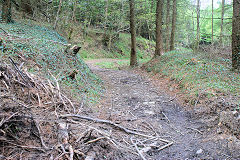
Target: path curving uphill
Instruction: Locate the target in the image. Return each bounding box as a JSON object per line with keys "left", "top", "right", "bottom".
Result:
{"left": 86, "top": 59, "right": 240, "bottom": 160}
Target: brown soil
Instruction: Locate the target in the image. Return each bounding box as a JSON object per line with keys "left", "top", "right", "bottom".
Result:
{"left": 85, "top": 58, "right": 240, "bottom": 160}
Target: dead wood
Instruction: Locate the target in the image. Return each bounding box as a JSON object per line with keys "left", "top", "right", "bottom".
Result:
{"left": 131, "top": 137, "right": 147, "bottom": 160}
{"left": 0, "top": 57, "right": 174, "bottom": 159}
{"left": 65, "top": 45, "right": 81, "bottom": 56}
{"left": 57, "top": 122, "right": 74, "bottom": 160}
{"left": 60, "top": 114, "right": 154, "bottom": 138}
{"left": 60, "top": 114, "right": 173, "bottom": 144}
{"left": 9, "top": 57, "right": 34, "bottom": 87}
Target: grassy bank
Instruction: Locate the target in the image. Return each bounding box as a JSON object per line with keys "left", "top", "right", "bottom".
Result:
{"left": 0, "top": 21, "right": 103, "bottom": 103}
{"left": 62, "top": 25, "right": 155, "bottom": 60}
{"left": 144, "top": 49, "right": 240, "bottom": 106}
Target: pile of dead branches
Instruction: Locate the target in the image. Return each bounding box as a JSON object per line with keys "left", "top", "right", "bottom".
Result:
{"left": 0, "top": 57, "right": 173, "bottom": 159}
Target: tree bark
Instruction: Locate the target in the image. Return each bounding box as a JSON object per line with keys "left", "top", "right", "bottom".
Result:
{"left": 72, "top": 0, "right": 77, "bottom": 23}
{"left": 170, "top": 0, "right": 177, "bottom": 51}
{"left": 232, "top": 0, "right": 240, "bottom": 70}
{"left": 54, "top": 0, "right": 62, "bottom": 30}
{"left": 165, "top": 0, "right": 171, "bottom": 52}
{"left": 2, "top": 0, "right": 12, "bottom": 23}
{"left": 220, "top": 0, "right": 225, "bottom": 45}
{"left": 195, "top": 0, "right": 200, "bottom": 51}
{"left": 129, "top": 0, "right": 138, "bottom": 66}
{"left": 212, "top": 0, "right": 214, "bottom": 43}
{"left": 20, "top": 0, "right": 33, "bottom": 17}
{"left": 155, "top": 0, "right": 164, "bottom": 56}
{"left": 104, "top": 0, "right": 109, "bottom": 35}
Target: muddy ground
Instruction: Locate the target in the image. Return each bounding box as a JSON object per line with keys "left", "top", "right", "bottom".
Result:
{"left": 86, "top": 59, "right": 240, "bottom": 160}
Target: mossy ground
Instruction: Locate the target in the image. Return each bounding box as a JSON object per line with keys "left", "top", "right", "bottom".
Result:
{"left": 144, "top": 48, "right": 240, "bottom": 106}
{"left": 0, "top": 21, "right": 103, "bottom": 104}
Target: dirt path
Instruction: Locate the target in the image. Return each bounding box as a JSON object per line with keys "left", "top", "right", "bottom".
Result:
{"left": 86, "top": 59, "right": 239, "bottom": 160}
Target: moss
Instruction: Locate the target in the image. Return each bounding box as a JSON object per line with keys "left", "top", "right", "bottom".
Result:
{"left": 0, "top": 21, "right": 103, "bottom": 104}
{"left": 146, "top": 49, "right": 240, "bottom": 104}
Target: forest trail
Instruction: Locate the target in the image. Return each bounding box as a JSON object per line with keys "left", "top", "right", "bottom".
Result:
{"left": 85, "top": 59, "right": 239, "bottom": 160}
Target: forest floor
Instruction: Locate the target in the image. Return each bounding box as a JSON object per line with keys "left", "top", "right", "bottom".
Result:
{"left": 85, "top": 58, "right": 240, "bottom": 160}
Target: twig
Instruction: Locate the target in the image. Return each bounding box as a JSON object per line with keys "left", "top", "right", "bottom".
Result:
{"left": 0, "top": 112, "right": 18, "bottom": 127}
{"left": 85, "top": 137, "right": 105, "bottom": 145}
{"left": 88, "top": 126, "right": 119, "bottom": 149}
{"left": 48, "top": 71, "right": 66, "bottom": 107}
{"left": 62, "top": 114, "right": 172, "bottom": 144}
{"left": 131, "top": 137, "right": 147, "bottom": 160}
{"left": 186, "top": 127, "right": 203, "bottom": 135}
{"left": 158, "top": 141, "right": 173, "bottom": 151}
{"left": 33, "top": 118, "right": 50, "bottom": 150}
{"left": 0, "top": 27, "right": 8, "bottom": 34}
{"left": 3, "top": 141, "right": 45, "bottom": 152}
{"left": 37, "top": 93, "right": 42, "bottom": 107}
{"left": 61, "top": 94, "right": 76, "bottom": 113}
{"left": 9, "top": 57, "right": 33, "bottom": 87}
{"left": 68, "top": 145, "right": 74, "bottom": 160}
{"left": 161, "top": 112, "right": 170, "bottom": 123}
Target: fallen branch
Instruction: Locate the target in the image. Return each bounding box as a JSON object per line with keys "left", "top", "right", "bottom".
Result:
{"left": 57, "top": 122, "right": 74, "bottom": 160}
{"left": 3, "top": 141, "right": 46, "bottom": 152}
{"left": 131, "top": 137, "right": 147, "bottom": 160}
{"left": 60, "top": 114, "right": 153, "bottom": 138}
{"left": 9, "top": 57, "right": 34, "bottom": 87}
{"left": 60, "top": 114, "right": 172, "bottom": 144}
{"left": 161, "top": 112, "right": 170, "bottom": 123}
{"left": 0, "top": 112, "right": 18, "bottom": 127}
{"left": 33, "top": 118, "right": 50, "bottom": 150}
{"left": 85, "top": 137, "right": 106, "bottom": 145}
{"left": 0, "top": 27, "right": 8, "bottom": 34}
{"left": 186, "top": 127, "right": 203, "bottom": 135}
{"left": 158, "top": 141, "right": 173, "bottom": 151}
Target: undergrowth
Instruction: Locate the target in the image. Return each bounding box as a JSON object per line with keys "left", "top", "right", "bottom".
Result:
{"left": 65, "top": 24, "right": 154, "bottom": 60}
{"left": 145, "top": 49, "right": 240, "bottom": 105}
{"left": 0, "top": 21, "right": 103, "bottom": 104}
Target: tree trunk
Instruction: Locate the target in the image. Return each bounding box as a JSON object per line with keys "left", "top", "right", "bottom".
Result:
{"left": 165, "top": 0, "right": 171, "bottom": 52}
{"left": 212, "top": 0, "right": 214, "bottom": 43}
{"left": 170, "top": 0, "right": 177, "bottom": 51}
{"left": 232, "top": 0, "right": 240, "bottom": 70}
{"left": 195, "top": 0, "right": 200, "bottom": 51}
{"left": 129, "top": 0, "right": 138, "bottom": 66}
{"left": 220, "top": 0, "right": 225, "bottom": 45}
{"left": 72, "top": 0, "right": 77, "bottom": 23}
{"left": 20, "top": 0, "right": 33, "bottom": 18}
{"left": 54, "top": 0, "right": 62, "bottom": 30}
{"left": 2, "top": 0, "right": 12, "bottom": 23}
{"left": 104, "top": 0, "right": 109, "bottom": 35}
{"left": 155, "top": 0, "right": 164, "bottom": 56}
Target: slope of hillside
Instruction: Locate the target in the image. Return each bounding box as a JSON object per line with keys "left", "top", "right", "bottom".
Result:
{"left": 61, "top": 25, "right": 155, "bottom": 60}
{"left": 0, "top": 21, "right": 107, "bottom": 159}
{"left": 0, "top": 21, "right": 103, "bottom": 103}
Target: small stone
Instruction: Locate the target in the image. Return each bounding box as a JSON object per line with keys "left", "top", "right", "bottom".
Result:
{"left": 149, "top": 102, "right": 156, "bottom": 105}
{"left": 237, "top": 115, "right": 240, "bottom": 120}
{"left": 144, "top": 110, "right": 155, "bottom": 115}
{"left": 196, "top": 149, "right": 203, "bottom": 155}
{"left": 143, "top": 102, "right": 148, "bottom": 105}
{"left": 169, "top": 87, "right": 174, "bottom": 91}
{"left": 232, "top": 111, "right": 238, "bottom": 116}
{"left": 217, "top": 127, "right": 222, "bottom": 134}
